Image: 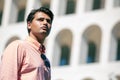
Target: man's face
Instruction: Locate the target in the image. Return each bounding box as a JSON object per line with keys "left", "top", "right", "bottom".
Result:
{"left": 28, "top": 12, "right": 52, "bottom": 37}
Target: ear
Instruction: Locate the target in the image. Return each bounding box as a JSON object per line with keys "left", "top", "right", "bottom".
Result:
{"left": 27, "top": 22, "right": 31, "bottom": 29}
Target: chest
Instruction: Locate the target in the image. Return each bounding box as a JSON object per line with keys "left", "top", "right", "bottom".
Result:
{"left": 18, "top": 45, "right": 45, "bottom": 73}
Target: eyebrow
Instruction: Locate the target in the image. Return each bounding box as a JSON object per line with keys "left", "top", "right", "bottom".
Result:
{"left": 36, "top": 17, "right": 52, "bottom": 23}
{"left": 38, "top": 17, "right": 50, "bottom": 19}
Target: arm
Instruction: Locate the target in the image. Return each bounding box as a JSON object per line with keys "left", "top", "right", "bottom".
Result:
{"left": 0, "top": 40, "right": 24, "bottom": 80}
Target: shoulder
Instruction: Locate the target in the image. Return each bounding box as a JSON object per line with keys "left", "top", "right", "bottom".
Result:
{"left": 5, "top": 40, "right": 22, "bottom": 48}
{"left": 4, "top": 40, "right": 27, "bottom": 51}
{"left": 2, "top": 40, "right": 29, "bottom": 56}
{"left": 2, "top": 40, "right": 26, "bottom": 57}
{"left": 6, "top": 40, "right": 24, "bottom": 48}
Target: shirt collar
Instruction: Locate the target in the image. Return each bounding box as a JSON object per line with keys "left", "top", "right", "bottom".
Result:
{"left": 25, "top": 36, "right": 41, "bottom": 51}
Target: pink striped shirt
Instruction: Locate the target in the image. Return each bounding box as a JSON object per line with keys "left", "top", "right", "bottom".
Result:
{"left": 0, "top": 36, "right": 51, "bottom": 80}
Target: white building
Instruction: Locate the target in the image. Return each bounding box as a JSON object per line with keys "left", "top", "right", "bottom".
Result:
{"left": 0, "top": 0, "right": 120, "bottom": 80}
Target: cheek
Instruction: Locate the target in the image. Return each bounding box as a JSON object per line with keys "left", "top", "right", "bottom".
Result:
{"left": 31, "top": 23, "right": 40, "bottom": 32}
{"left": 48, "top": 24, "right": 51, "bottom": 29}
{"left": 48, "top": 26, "right": 51, "bottom": 33}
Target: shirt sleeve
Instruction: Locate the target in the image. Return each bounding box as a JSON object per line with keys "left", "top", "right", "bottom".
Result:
{"left": 0, "top": 40, "right": 25, "bottom": 80}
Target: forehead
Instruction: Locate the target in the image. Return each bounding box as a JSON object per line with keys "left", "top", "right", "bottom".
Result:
{"left": 34, "top": 12, "right": 50, "bottom": 19}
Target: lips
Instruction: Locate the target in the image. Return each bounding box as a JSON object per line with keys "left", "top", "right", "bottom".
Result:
{"left": 42, "top": 27, "right": 47, "bottom": 30}
{"left": 41, "top": 26, "right": 48, "bottom": 31}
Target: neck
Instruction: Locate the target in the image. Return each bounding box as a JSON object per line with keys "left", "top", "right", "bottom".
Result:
{"left": 29, "top": 32, "right": 45, "bottom": 44}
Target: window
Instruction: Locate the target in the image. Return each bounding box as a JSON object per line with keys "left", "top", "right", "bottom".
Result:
{"left": 0, "top": 11, "right": 2, "bottom": 25}
{"left": 59, "top": 45, "right": 70, "bottom": 65}
{"left": 85, "top": 0, "right": 105, "bottom": 11}
{"left": 9, "top": 0, "right": 26, "bottom": 23}
{"left": 0, "top": 0, "right": 4, "bottom": 25}
{"left": 87, "top": 42, "right": 96, "bottom": 63}
{"left": 17, "top": 8, "right": 25, "bottom": 22}
{"left": 92, "top": 0, "right": 105, "bottom": 10}
{"left": 116, "top": 39, "right": 120, "bottom": 60}
{"left": 58, "top": 0, "right": 76, "bottom": 15}
{"left": 92, "top": 0, "right": 101, "bottom": 10}
{"left": 114, "top": 0, "right": 120, "bottom": 7}
{"left": 66, "top": 0, "right": 76, "bottom": 14}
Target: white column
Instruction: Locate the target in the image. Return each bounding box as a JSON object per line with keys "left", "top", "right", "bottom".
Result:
{"left": 50, "top": 0, "right": 59, "bottom": 16}
{"left": 105, "top": 0, "right": 113, "bottom": 10}
{"left": 100, "top": 27, "right": 111, "bottom": 65}
{"left": 70, "top": 28, "right": 81, "bottom": 67}
{"left": 46, "top": 36, "right": 55, "bottom": 63}
{"left": 76, "top": 0, "right": 86, "bottom": 15}
{"left": 2, "top": 0, "right": 12, "bottom": 27}
{"left": 25, "top": 0, "right": 36, "bottom": 20}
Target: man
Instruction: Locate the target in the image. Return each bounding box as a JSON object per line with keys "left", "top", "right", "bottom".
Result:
{"left": 0, "top": 7, "right": 54, "bottom": 80}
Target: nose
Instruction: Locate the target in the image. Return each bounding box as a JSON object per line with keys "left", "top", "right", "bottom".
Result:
{"left": 43, "top": 19, "right": 48, "bottom": 24}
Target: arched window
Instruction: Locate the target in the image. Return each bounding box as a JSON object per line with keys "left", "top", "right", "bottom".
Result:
{"left": 52, "top": 29, "right": 73, "bottom": 66}
{"left": 80, "top": 25, "right": 101, "bottom": 64}
{"left": 110, "top": 22, "right": 120, "bottom": 61}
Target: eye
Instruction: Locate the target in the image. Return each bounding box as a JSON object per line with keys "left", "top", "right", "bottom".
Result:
{"left": 46, "top": 19, "right": 51, "bottom": 24}
{"left": 37, "top": 18, "right": 44, "bottom": 21}
{"left": 37, "top": 18, "right": 51, "bottom": 24}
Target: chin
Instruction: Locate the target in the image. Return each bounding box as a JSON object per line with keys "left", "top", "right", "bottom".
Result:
{"left": 40, "top": 32, "right": 48, "bottom": 37}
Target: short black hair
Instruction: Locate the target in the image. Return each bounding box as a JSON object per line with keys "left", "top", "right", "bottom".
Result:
{"left": 26, "top": 7, "right": 54, "bottom": 34}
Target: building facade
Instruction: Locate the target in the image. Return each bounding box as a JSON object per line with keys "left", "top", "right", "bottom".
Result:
{"left": 0, "top": 0, "right": 120, "bottom": 80}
